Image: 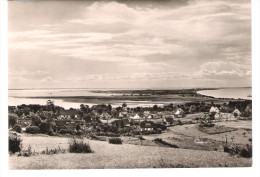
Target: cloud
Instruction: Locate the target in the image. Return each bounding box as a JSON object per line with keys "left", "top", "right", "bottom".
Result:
{"left": 8, "top": 0, "right": 251, "bottom": 88}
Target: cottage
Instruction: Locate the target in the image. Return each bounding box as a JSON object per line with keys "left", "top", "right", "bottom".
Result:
{"left": 55, "top": 119, "right": 80, "bottom": 131}
{"left": 233, "top": 109, "right": 241, "bottom": 117}
{"left": 209, "top": 106, "right": 220, "bottom": 113}
{"left": 18, "top": 118, "right": 33, "bottom": 127}
{"left": 174, "top": 108, "right": 185, "bottom": 118}
{"left": 111, "top": 118, "right": 130, "bottom": 128}
{"left": 119, "top": 111, "right": 128, "bottom": 118}
{"left": 59, "top": 109, "right": 78, "bottom": 119}
{"left": 130, "top": 114, "right": 141, "bottom": 120}
{"left": 139, "top": 121, "right": 155, "bottom": 131}
{"left": 216, "top": 113, "right": 235, "bottom": 121}
{"left": 143, "top": 111, "right": 151, "bottom": 118}
{"left": 101, "top": 112, "right": 112, "bottom": 120}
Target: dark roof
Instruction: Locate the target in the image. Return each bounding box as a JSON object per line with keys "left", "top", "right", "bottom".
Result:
{"left": 140, "top": 121, "right": 155, "bottom": 128}
{"left": 165, "top": 117, "right": 174, "bottom": 122}
{"left": 60, "top": 109, "right": 78, "bottom": 115}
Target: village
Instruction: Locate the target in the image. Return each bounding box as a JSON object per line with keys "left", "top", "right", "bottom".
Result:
{"left": 8, "top": 99, "right": 252, "bottom": 137}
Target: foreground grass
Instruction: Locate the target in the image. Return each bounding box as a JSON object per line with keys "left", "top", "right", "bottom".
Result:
{"left": 9, "top": 134, "right": 251, "bottom": 169}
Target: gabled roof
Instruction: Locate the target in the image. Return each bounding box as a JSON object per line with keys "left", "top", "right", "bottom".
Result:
{"left": 140, "top": 121, "right": 155, "bottom": 128}
{"left": 209, "top": 107, "right": 219, "bottom": 113}
{"left": 175, "top": 108, "right": 184, "bottom": 115}
{"left": 60, "top": 109, "right": 78, "bottom": 115}
{"left": 233, "top": 109, "right": 241, "bottom": 114}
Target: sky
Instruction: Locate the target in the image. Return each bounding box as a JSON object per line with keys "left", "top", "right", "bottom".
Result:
{"left": 8, "top": 0, "right": 251, "bottom": 89}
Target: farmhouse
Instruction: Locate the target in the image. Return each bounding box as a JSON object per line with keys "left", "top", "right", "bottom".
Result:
{"left": 233, "top": 109, "right": 241, "bottom": 117}
{"left": 111, "top": 118, "right": 131, "bottom": 128}
{"left": 174, "top": 108, "right": 185, "bottom": 118}
{"left": 58, "top": 109, "right": 78, "bottom": 119}
{"left": 17, "top": 118, "right": 33, "bottom": 127}
{"left": 55, "top": 119, "right": 83, "bottom": 131}
{"left": 209, "top": 106, "right": 220, "bottom": 113}
{"left": 119, "top": 111, "right": 128, "bottom": 118}
{"left": 101, "top": 112, "right": 111, "bottom": 120}
{"left": 139, "top": 121, "right": 155, "bottom": 131}
{"left": 130, "top": 114, "right": 141, "bottom": 120}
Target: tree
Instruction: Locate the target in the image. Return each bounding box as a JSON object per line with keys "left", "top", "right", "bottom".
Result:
{"left": 153, "top": 105, "right": 158, "bottom": 111}
{"left": 107, "top": 104, "right": 112, "bottom": 112}
{"left": 46, "top": 100, "right": 55, "bottom": 111}
{"left": 122, "top": 103, "right": 127, "bottom": 108}
{"left": 32, "top": 116, "right": 41, "bottom": 126}
{"left": 9, "top": 113, "right": 18, "bottom": 128}
{"left": 76, "top": 124, "right": 81, "bottom": 132}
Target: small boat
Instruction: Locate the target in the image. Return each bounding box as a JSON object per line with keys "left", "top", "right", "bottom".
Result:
{"left": 247, "top": 94, "right": 252, "bottom": 97}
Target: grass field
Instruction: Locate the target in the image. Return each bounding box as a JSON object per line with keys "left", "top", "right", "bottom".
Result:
{"left": 9, "top": 133, "right": 251, "bottom": 169}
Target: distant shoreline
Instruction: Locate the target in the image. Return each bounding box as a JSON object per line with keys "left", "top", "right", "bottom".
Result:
{"left": 8, "top": 87, "right": 251, "bottom": 91}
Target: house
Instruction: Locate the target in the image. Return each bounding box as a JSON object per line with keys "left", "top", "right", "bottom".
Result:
{"left": 130, "top": 114, "right": 141, "bottom": 120}
{"left": 119, "top": 111, "right": 128, "bottom": 118}
{"left": 216, "top": 113, "right": 235, "bottom": 121}
{"left": 18, "top": 118, "right": 33, "bottom": 127}
{"left": 139, "top": 121, "right": 155, "bottom": 131}
{"left": 58, "top": 109, "right": 78, "bottom": 119}
{"left": 209, "top": 106, "right": 220, "bottom": 113}
{"left": 143, "top": 111, "right": 151, "bottom": 118}
{"left": 55, "top": 119, "right": 81, "bottom": 131}
{"left": 233, "top": 109, "right": 241, "bottom": 117}
{"left": 100, "top": 112, "right": 111, "bottom": 120}
{"left": 163, "top": 117, "right": 174, "bottom": 126}
{"left": 111, "top": 118, "right": 130, "bottom": 128}
{"left": 174, "top": 108, "right": 185, "bottom": 118}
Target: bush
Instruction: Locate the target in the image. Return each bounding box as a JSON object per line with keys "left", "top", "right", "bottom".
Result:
{"left": 9, "top": 135, "right": 22, "bottom": 154}
{"left": 177, "top": 120, "right": 183, "bottom": 125}
{"left": 26, "top": 126, "right": 41, "bottom": 134}
{"left": 59, "top": 129, "right": 73, "bottom": 134}
{"left": 108, "top": 137, "right": 123, "bottom": 144}
{"left": 223, "top": 144, "right": 252, "bottom": 158}
{"left": 13, "top": 124, "right": 22, "bottom": 133}
{"left": 69, "top": 139, "right": 93, "bottom": 153}
{"left": 41, "top": 146, "right": 66, "bottom": 155}
{"left": 18, "top": 145, "right": 33, "bottom": 157}
{"left": 154, "top": 138, "right": 179, "bottom": 148}
{"left": 96, "top": 132, "right": 120, "bottom": 137}
{"left": 39, "top": 121, "right": 54, "bottom": 134}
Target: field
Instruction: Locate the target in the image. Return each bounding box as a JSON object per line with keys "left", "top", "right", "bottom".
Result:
{"left": 9, "top": 120, "right": 252, "bottom": 169}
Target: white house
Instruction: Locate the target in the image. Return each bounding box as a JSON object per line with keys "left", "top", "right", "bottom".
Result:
{"left": 174, "top": 108, "right": 185, "bottom": 118}
{"left": 209, "top": 106, "right": 220, "bottom": 113}
{"left": 130, "top": 114, "right": 141, "bottom": 120}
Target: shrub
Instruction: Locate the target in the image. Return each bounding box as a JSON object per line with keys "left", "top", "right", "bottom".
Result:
{"left": 59, "top": 129, "right": 73, "bottom": 134}
{"left": 9, "top": 135, "right": 22, "bottom": 154}
{"left": 177, "top": 120, "right": 183, "bottom": 125}
{"left": 26, "top": 126, "right": 41, "bottom": 134}
{"left": 154, "top": 138, "right": 179, "bottom": 148}
{"left": 69, "top": 139, "right": 93, "bottom": 153}
{"left": 18, "top": 145, "right": 33, "bottom": 157}
{"left": 13, "top": 124, "right": 22, "bottom": 133}
{"left": 90, "top": 134, "right": 106, "bottom": 141}
{"left": 108, "top": 137, "right": 123, "bottom": 144}
{"left": 240, "top": 144, "right": 252, "bottom": 158}
{"left": 223, "top": 144, "right": 252, "bottom": 158}
{"left": 39, "top": 121, "right": 55, "bottom": 134}
{"left": 41, "top": 146, "right": 66, "bottom": 155}
{"left": 96, "top": 132, "right": 120, "bottom": 137}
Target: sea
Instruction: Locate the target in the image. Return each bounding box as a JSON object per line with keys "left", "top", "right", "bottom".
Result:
{"left": 197, "top": 87, "right": 252, "bottom": 100}
{"left": 8, "top": 87, "right": 252, "bottom": 109}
